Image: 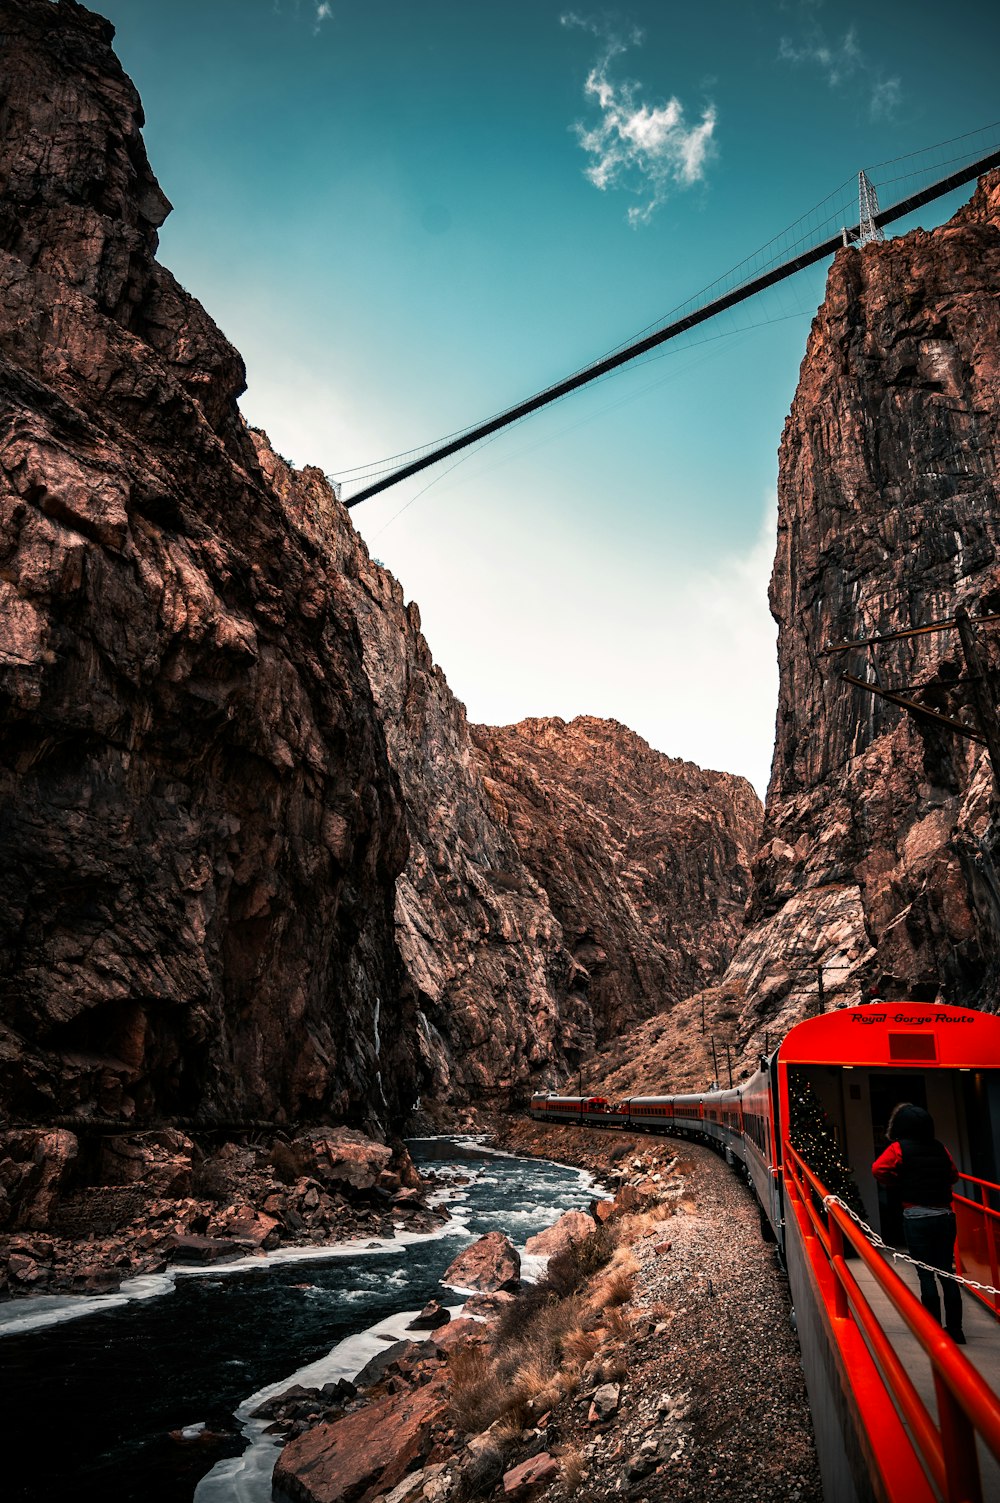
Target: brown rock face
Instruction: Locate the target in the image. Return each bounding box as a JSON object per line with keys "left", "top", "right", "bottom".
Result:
{"left": 0, "top": 0, "right": 414, "bottom": 1127}
{"left": 441, "top": 1230, "right": 521, "bottom": 1292}
{"left": 729, "top": 170, "right": 1000, "bottom": 1046}
{"left": 0, "top": 0, "right": 770, "bottom": 1139}
{"left": 271, "top": 1372, "right": 449, "bottom": 1503}
{"left": 472, "top": 717, "right": 762, "bottom": 1037}
{"left": 260, "top": 448, "right": 761, "bottom": 1106}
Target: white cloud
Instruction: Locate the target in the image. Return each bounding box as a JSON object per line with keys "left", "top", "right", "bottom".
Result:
{"left": 562, "top": 13, "right": 717, "bottom": 227}
{"left": 314, "top": 1, "right": 333, "bottom": 29}
{"left": 778, "top": 22, "right": 901, "bottom": 120}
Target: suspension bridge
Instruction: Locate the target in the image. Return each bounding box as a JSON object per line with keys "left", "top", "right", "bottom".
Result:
{"left": 332, "top": 125, "right": 1000, "bottom": 512}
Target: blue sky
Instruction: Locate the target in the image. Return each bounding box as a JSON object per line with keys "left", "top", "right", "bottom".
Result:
{"left": 99, "top": 1, "right": 1000, "bottom": 794}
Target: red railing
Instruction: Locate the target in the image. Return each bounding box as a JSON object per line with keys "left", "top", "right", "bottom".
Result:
{"left": 785, "top": 1143, "right": 1000, "bottom": 1503}
{"left": 955, "top": 1172, "right": 1000, "bottom": 1318}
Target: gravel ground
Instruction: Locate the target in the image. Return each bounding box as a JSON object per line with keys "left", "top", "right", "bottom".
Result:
{"left": 494, "top": 1122, "right": 824, "bottom": 1503}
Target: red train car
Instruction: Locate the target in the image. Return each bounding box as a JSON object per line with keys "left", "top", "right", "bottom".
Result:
{"left": 530, "top": 1002, "right": 1000, "bottom": 1501}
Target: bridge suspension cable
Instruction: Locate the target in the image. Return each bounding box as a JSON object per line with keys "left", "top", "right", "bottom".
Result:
{"left": 338, "top": 132, "right": 1000, "bottom": 510}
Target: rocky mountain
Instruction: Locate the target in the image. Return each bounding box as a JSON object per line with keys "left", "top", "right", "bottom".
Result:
{"left": 259, "top": 449, "right": 588, "bottom": 1108}
{"left": 264, "top": 450, "right": 762, "bottom": 1106}
{"left": 471, "top": 717, "right": 761, "bottom": 1040}
{"left": 0, "top": 0, "right": 416, "bottom": 1129}
{"left": 723, "top": 170, "right": 1000, "bottom": 1058}
{"left": 0, "top": 0, "right": 766, "bottom": 1136}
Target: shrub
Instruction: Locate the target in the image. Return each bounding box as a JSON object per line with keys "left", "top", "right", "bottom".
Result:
{"left": 543, "top": 1224, "right": 616, "bottom": 1298}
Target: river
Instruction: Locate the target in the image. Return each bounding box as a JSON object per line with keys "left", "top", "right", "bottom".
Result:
{"left": 0, "top": 1136, "right": 599, "bottom": 1503}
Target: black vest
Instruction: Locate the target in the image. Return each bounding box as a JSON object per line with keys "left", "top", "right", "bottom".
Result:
{"left": 897, "top": 1138, "right": 953, "bottom": 1207}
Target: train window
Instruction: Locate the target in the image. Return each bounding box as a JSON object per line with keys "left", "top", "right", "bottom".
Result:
{"left": 888, "top": 1032, "right": 937, "bottom": 1062}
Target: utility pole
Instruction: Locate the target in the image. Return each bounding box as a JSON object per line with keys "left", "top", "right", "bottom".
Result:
{"left": 701, "top": 995, "right": 706, "bottom": 1034}
{"left": 955, "top": 606, "right": 1000, "bottom": 801}
{"left": 710, "top": 1036, "right": 719, "bottom": 1089}
{"left": 816, "top": 966, "right": 826, "bottom": 1014}
{"left": 724, "top": 1042, "right": 733, "bottom": 1089}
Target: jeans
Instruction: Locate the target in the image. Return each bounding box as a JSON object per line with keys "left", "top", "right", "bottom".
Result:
{"left": 902, "top": 1210, "right": 963, "bottom": 1332}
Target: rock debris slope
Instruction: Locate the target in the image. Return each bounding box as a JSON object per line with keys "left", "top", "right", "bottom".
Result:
{"left": 727, "top": 170, "right": 1000, "bottom": 1051}
{"left": 471, "top": 717, "right": 761, "bottom": 1040}
{"left": 0, "top": 0, "right": 415, "bottom": 1127}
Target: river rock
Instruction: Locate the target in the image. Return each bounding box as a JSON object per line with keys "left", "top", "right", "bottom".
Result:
{"left": 523, "top": 1210, "right": 595, "bottom": 1259}
{"left": 441, "top": 1232, "right": 520, "bottom": 1293}
{"left": 272, "top": 1372, "right": 449, "bottom": 1503}
{"left": 353, "top": 1339, "right": 436, "bottom": 1391}
{"left": 206, "top": 1203, "right": 281, "bottom": 1248}
{"left": 407, "top": 1299, "right": 450, "bottom": 1330}
{"left": 164, "top": 1233, "right": 244, "bottom": 1264}
{"left": 432, "top": 1317, "right": 491, "bottom": 1353}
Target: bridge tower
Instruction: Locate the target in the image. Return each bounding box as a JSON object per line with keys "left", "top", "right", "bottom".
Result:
{"left": 856, "top": 170, "right": 885, "bottom": 246}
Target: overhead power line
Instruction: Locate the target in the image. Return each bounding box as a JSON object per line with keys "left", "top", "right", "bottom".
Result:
{"left": 341, "top": 141, "right": 1000, "bottom": 510}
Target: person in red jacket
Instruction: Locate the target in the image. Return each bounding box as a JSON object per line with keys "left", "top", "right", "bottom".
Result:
{"left": 872, "top": 1102, "right": 964, "bottom": 1343}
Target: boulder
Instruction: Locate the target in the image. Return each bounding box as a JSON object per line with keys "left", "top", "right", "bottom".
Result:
{"left": 441, "top": 1232, "right": 520, "bottom": 1293}
{"left": 164, "top": 1233, "right": 244, "bottom": 1264}
{"left": 292, "top": 1129, "right": 393, "bottom": 1192}
{"left": 100, "top": 1131, "right": 193, "bottom": 1197}
{"left": 523, "top": 1210, "right": 595, "bottom": 1260}
{"left": 272, "top": 1372, "right": 448, "bottom": 1503}
{"left": 588, "top": 1381, "right": 620, "bottom": 1423}
{"left": 206, "top": 1203, "right": 280, "bottom": 1248}
{"left": 353, "top": 1339, "right": 436, "bottom": 1391}
{"left": 407, "top": 1299, "right": 450, "bottom": 1331}
{"left": 592, "top": 1199, "right": 615, "bottom": 1224}
{"left": 502, "top": 1452, "right": 560, "bottom": 1497}
{"left": 432, "top": 1318, "right": 491, "bottom": 1354}
{"left": 461, "top": 1291, "right": 515, "bottom": 1320}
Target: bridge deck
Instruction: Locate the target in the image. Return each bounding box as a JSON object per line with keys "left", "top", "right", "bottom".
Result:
{"left": 849, "top": 1253, "right": 1000, "bottom": 1500}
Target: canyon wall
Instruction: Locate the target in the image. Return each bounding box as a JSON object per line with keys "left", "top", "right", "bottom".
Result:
{"left": 0, "top": 0, "right": 763, "bottom": 1133}
{"left": 261, "top": 451, "right": 762, "bottom": 1105}
{"left": 0, "top": 0, "right": 416, "bottom": 1129}
{"left": 728, "top": 171, "right": 1000, "bottom": 1056}
{"left": 471, "top": 716, "right": 761, "bottom": 1041}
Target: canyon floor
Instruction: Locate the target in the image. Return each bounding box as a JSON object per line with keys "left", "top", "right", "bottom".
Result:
{"left": 256, "top": 1121, "right": 823, "bottom": 1503}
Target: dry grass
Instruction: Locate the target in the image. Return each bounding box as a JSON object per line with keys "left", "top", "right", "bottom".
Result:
{"left": 561, "top": 1325, "right": 601, "bottom": 1366}
{"left": 587, "top": 1247, "right": 637, "bottom": 1312}
{"left": 602, "top": 1305, "right": 634, "bottom": 1341}
{"left": 558, "top": 1446, "right": 587, "bottom": 1496}
{"left": 449, "top": 1347, "right": 529, "bottom": 1435}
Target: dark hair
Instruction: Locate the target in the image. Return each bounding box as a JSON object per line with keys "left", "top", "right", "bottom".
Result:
{"left": 887, "top": 1102, "right": 935, "bottom": 1142}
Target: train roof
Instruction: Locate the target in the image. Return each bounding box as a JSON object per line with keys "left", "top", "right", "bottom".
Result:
{"left": 777, "top": 1001, "right": 1000, "bottom": 1069}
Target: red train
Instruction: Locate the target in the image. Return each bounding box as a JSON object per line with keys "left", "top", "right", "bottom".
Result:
{"left": 531, "top": 1001, "right": 1000, "bottom": 1503}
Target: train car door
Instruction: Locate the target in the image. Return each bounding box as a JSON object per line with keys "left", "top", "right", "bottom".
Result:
{"left": 869, "top": 1072, "right": 927, "bottom": 1245}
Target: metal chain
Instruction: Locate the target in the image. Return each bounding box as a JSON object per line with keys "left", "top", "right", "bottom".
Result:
{"left": 822, "top": 1194, "right": 1000, "bottom": 1298}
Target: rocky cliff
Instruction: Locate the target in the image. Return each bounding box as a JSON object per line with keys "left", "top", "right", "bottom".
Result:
{"left": 258, "top": 450, "right": 588, "bottom": 1107}
{"left": 0, "top": 0, "right": 416, "bottom": 1129}
{"left": 261, "top": 450, "right": 762, "bottom": 1104}
{"left": 0, "top": 0, "right": 767, "bottom": 1141}
{"left": 726, "top": 170, "right": 1000, "bottom": 1055}
{"left": 471, "top": 717, "right": 761, "bottom": 1040}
